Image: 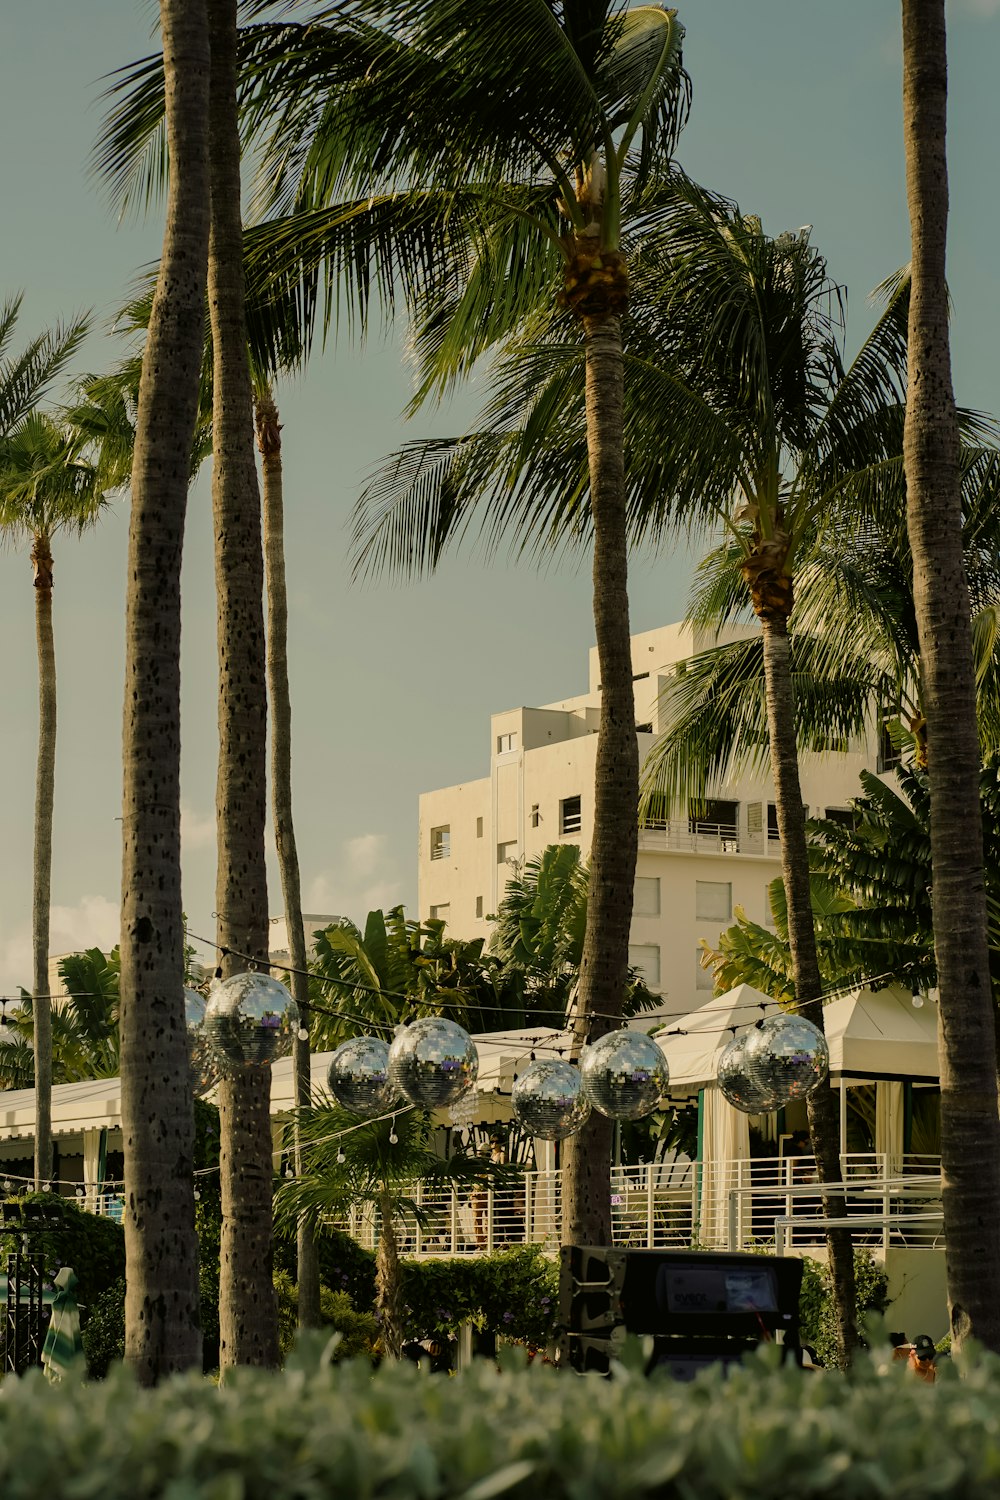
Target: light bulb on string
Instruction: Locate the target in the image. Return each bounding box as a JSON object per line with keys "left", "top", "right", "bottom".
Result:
{"left": 298, "top": 1027, "right": 309, "bottom": 1041}
{"left": 336, "top": 1149, "right": 346, "bottom": 1165}
{"left": 911, "top": 989, "right": 924, "bottom": 1009}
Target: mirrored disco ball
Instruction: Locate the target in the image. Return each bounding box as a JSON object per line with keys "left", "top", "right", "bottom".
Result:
{"left": 203, "top": 971, "right": 297, "bottom": 1070}
{"left": 743, "top": 1013, "right": 829, "bottom": 1102}
{"left": 511, "top": 1059, "right": 591, "bottom": 1141}
{"left": 184, "top": 987, "right": 219, "bottom": 1096}
{"left": 327, "top": 1036, "right": 397, "bottom": 1119}
{"left": 579, "top": 1030, "right": 669, "bottom": 1121}
{"left": 387, "top": 1017, "right": 478, "bottom": 1108}
{"left": 717, "top": 1031, "right": 783, "bottom": 1113}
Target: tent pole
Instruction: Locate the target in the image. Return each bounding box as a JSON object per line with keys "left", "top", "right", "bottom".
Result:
{"left": 838, "top": 1076, "right": 847, "bottom": 1163}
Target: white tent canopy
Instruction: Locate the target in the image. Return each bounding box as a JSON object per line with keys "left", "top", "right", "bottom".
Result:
{"left": 656, "top": 982, "right": 940, "bottom": 1090}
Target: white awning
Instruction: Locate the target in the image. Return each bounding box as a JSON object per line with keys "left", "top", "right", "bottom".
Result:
{"left": 656, "top": 982, "right": 940, "bottom": 1089}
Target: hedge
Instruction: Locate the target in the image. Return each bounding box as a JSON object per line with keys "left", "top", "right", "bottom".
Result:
{"left": 2, "top": 1333, "right": 1000, "bottom": 1498}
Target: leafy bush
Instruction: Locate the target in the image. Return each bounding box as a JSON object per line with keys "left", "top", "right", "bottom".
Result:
{"left": 399, "top": 1246, "right": 558, "bottom": 1347}
{"left": 80, "top": 1277, "right": 125, "bottom": 1378}
{"left": 273, "top": 1271, "right": 377, "bottom": 1362}
{"left": 798, "top": 1248, "right": 891, "bottom": 1368}
{"left": 0, "top": 1191, "right": 125, "bottom": 1323}
{"left": 5, "top": 1336, "right": 1000, "bottom": 1498}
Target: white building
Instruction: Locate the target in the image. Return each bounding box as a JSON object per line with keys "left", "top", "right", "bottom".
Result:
{"left": 418, "top": 620, "right": 887, "bottom": 1016}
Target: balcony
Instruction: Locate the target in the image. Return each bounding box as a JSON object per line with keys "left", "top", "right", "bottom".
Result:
{"left": 325, "top": 1153, "right": 942, "bottom": 1259}
{"left": 640, "top": 819, "right": 741, "bottom": 855}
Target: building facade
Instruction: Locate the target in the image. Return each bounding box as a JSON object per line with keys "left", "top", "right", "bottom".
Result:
{"left": 418, "top": 621, "right": 886, "bottom": 1017}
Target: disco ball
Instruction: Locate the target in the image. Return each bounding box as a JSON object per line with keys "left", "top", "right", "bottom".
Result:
{"left": 184, "top": 987, "right": 218, "bottom": 1096}
{"left": 717, "top": 1031, "right": 783, "bottom": 1113}
{"left": 327, "top": 1036, "right": 397, "bottom": 1119}
{"left": 743, "top": 1014, "right": 829, "bottom": 1102}
{"left": 387, "top": 1017, "right": 478, "bottom": 1108}
{"left": 203, "top": 971, "right": 297, "bottom": 1070}
{"left": 511, "top": 1059, "right": 592, "bottom": 1141}
{"left": 579, "top": 1030, "right": 669, "bottom": 1121}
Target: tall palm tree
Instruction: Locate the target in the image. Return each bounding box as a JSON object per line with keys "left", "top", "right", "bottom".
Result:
{"left": 273, "top": 1102, "right": 511, "bottom": 1358}
{"left": 899, "top": 0, "right": 1000, "bottom": 1352}
{"left": 354, "top": 205, "right": 920, "bottom": 1362}
{"left": 206, "top": 0, "right": 279, "bottom": 1372}
{"left": 0, "top": 413, "right": 104, "bottom": 1189}
{"left": 255, "top": 380, "right": 321, "bottom": 1328}
{"left": 118, "top": 0, "right": 211, "bottom": 1384}
{"left": 239, "top": 0, "right": 690, "bottom": 1250}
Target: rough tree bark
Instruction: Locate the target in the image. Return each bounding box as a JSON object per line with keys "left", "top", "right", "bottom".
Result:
{"left": 561, "top": 254, "right": 638, "bottom": 1251}
{"left": 901, "top": 0, "right": 1000, "bottom": 1353}
{"left": 31, "top": 532, "right": 55, "bottom": 1191}
{"left": 119, "top": 0, "right": 209, "bottom": 1384}
{"left": 208, "top": 0, "right": 278, "bottom": 1370}
{"left": 256, "top": 386, "right": 321, "bottom": 1329}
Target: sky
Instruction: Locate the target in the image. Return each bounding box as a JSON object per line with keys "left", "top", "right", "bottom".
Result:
{"left": 1, "top": 1, "right": 999, "bottom": 991}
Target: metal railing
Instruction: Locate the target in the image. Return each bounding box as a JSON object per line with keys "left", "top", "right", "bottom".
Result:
{"left": 639, "top": 821, "right": 743, "bottom": 855}
{"left": 77, "top": 1153, "right": 945, "bottom": 1257}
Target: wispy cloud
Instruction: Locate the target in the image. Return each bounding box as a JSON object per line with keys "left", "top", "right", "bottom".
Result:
{"left": 181, "top": 802, "right": 215, "bottom": 852}
{"left": 0, "top": 895, "right": 120, "bottom": 995}
{"left": 304, "top": 833, "right": 404, "bottom": 924}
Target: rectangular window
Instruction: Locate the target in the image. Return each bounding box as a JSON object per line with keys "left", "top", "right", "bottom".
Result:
{"left": 635, "top": 722, "right": 653, "bottom": 735}
{"left": 429, "top": 903, "right": 450, "bottom": 922}
{"left": 877, "top": 721, "right": 901, "bottom": 773}
{"left": 430, "top": 825, "right": 450, "bottom": 861}
{"left": 476, "top": 816, "right": 483, "bottom": 838}
{"left": 767, "top": 803, "right": 780, "bottom": 841}
{"left": 476, "top": 896, "right": 484, "bottom": 919}
{"left": 696, "top": 951, "right": 715, "bottom": 991}
{"left": 747, "top": 801, "right": 763, "bottom": 835}
{"left": 497, "top": 840, "right": 518, "bottom": 864}
{"left": 497, "top": 732, "right": 518, "bottom": 754}
{"left": 628, "top": 944, "right": 661, "bottom": 988}
{"left": 688, "top": 798, "right": 739, "bottom": 840}
{"left": 560, "top": 795, "right": 582, "bottom": 835}
{"left": 530, "top": 804, "right": 541, "bottom": 828}
{"left": 824, "top": 807, "right": 853, "bottom": 827}
{"left": 633, "top": 876, "right": 661, "bottom": 917}
{"left": 696, "top": 880, "right": 732, "bottom": 923}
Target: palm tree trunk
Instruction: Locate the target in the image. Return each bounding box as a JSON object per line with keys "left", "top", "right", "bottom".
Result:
{"left": 256, "top": 386, "right": 321, "bottom": 1329}
{"left": 31, "top": 534, "right": 55, "bottom": 1191}
{"left": 561, "top": 309, "right": 638, "bottom": 1249}
{"left": 208, "top": 0, "right": 277, "bottom": 1369}
{"left": 119, "top": 0, "right": 209, "bottom": 1384}
{"left": 901, "top": 0, "right": 1000, "bottom": 1353}
{"left": 217, "top": 1067, "right": 279, "bottom": 1367}
{"left": 759, "top": 611, "right": 858, "bottom": 1365}
{"left": 375, "top": 1190, "right": 403, "bottom": 1359}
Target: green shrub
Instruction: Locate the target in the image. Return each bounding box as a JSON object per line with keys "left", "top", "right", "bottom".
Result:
{"left": 0, "top": 1191, "right": 125, "bottom": 1325}
{"left": 274, "top": 1271, "right": 378, "bottom": 1362}
{"left": 80, "top": 1277, "right": 125, "bottom": 1379}
{"left": 400, "top": 1246, "right": 558, "bottom": 1347}
{"left": 798, "top": 1248, "right": 891, "bottom": 1368}
{"left": 4, "top": 1336, "right": 1000, "bottom": 1498}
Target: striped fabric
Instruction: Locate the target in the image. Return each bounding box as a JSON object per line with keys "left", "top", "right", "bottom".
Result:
{"left": 41, "top": 1267, "right": 82, "bottom": 1381}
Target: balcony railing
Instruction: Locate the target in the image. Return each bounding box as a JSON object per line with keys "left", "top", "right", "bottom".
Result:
{"left": 327, "top": 1153, "right": 943, "bottom": 1259}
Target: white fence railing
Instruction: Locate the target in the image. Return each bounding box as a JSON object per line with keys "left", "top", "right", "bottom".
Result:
{"left": 337, "top": 1154, "right": 943, "bottom": 1258}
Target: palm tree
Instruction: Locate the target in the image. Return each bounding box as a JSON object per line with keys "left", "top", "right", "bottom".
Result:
{"left": 0, "top": 302, "right": 87, "bottom": 1186}
{"left": 273, "top": 1102, "right": 511, "bottom": 1358}
{"left": 899, "top": 0, "right": 1000, "bottom": 1353}
{"left": 0, "top": 948, "right": 123, "bottom": 1091}
{"left": 358, "top": 204, "right": 929, "bottom": 1361}
{"left": 237, "top": 0, "right": 691, "bottom": 1250}
{"left": 206, "top": 0, "right": 278, "bottom": 1373}
{"left": 117, "top": 0, "right": 211, "bottom": 1384}
{"left": 0, "top": 413, "right": 104, "bottom": 1189}
{"left": 255, "top": 381, "right": 320, "bottom": 1328}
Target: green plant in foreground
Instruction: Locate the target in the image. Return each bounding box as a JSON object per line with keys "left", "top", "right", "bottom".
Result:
{"left": 7, "top": 1335, "right": 1000, "bottom": 1500}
